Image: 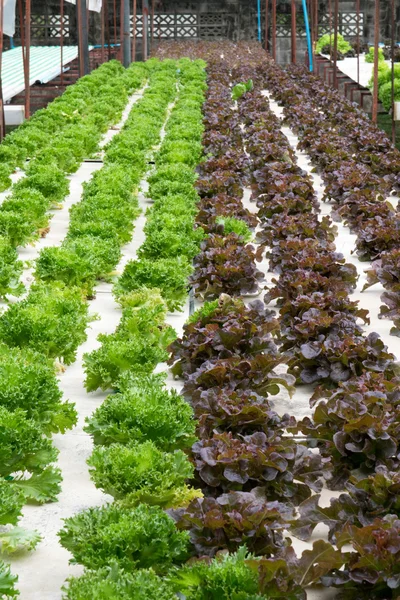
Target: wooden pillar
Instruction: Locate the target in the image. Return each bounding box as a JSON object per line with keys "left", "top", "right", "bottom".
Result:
{"left": 391, "top": 0, "right": 396, "bottom": 144}
{"left": 333, "top": 0, "right": 339, "bottom": 88}
{"left": 60, "top": 0, "right": 64, "bottom": 83}
{"left": 77, "top": 0, "right": 89, "bottom": 76}
{"left": 291, "top": 0, "right": 296, "bottom": 63}
{"left": 25, "top": 0, "right": 31, "bottom": 117}
{"left": 143, "top": 0, "right": 149, "bottom": 60}
{"left": 150, "top": 0, "right": 154, "bottom": 54}
{"left": 372, "top": 0, "right": 380, "bottom": 122}
{"left": 132, "top": 0, "right": 137, "bottom": 61}
{"left": 0, "top": 0, "right": 5, "bottom": 140}
{"left": 356, "top": 0, "right": 360, "bottom": 84}
{"left": 100, "top": 0, "right": 105, "bottom": 63}
{"left": 271, "top": 0, "right": 276, "bottom": 60}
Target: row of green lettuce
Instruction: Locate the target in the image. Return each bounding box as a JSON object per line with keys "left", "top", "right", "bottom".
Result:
{"left": 0, "top": 60, "right": 147, "bottom": 302}
{"left": 54, "top": 59, "right": 219, "bottom": 600}
{"left": 0, "top": 60, "right": 142, "bottom": 190}
{"left": 0, "top": 60, "right": 183, "bottom": 598}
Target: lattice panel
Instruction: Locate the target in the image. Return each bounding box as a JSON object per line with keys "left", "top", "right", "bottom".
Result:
{"left": 49, "top": 15, "right": 70, "bottom": 38}
{"left": 177, "top": 14, "right": 198, "bottom": 38}
{"left": 130, "top": 14, "right": 143, "bottom": 37}
{"left": 275, "top": 12, "right": 363, "bottom": 39}
{"left": 199, "top": 13, "right": 228, "bottom": 38}
{"left": 132, "top": 13, "right": 200, "bottom": 39}
{"left": 16, "top": 14, "right": 70, "bottom": 40}
{"left": 340, "top": 12, "right": 364, "bottom": 37}
{"left": 153, "top": 14, "right": 174, "bottom": 38}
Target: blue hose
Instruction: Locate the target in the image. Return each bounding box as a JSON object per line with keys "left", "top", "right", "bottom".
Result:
{"left": 301, "top": 0, "right": 313, "bottom": 72}
{"left": 257, "top": 0, "right": 262, "bottom": 42}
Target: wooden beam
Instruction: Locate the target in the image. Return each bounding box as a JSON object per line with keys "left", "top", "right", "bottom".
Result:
{"left": 291, "top": 0, "right": 296, "bottom": 63}
{"left": 372, "top": 0, "right": 380, "bottom": 122}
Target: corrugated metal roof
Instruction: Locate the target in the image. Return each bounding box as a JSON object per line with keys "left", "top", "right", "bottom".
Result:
{"left": 2, "top": 46, "right": 80, "bottom": 102}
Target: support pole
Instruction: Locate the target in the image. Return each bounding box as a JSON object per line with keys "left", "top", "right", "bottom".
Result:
{"left": 0, "top": 0, "right": 5, "bottom": 140}
{"left": 257, "top": 0, "right": 261, "bottom": 42}
{"left": 150, "top": 0, "right": 155, "bottom": 53}
{"left": 105, "top": 0, "right": 111, "bottom": 60}
{"left": 113, "top": 0, "right": 117, "bottom": 45}
{"left": 391, "top": 0, "right": 396, "bottom": 144}
{"left": 291, "top": 0, "right": 296, "bottom": 63}
{"left": 25, "top": 0, "right": 31, "bottom": 118}
{"left": 77, "top": 0, "right": 89, "bottom": 76}
{"left": 142, "top": 0, "right": 149, "bottom": 60}
{"left": 132, "top": 0, "right": 137, "bottom": 61}
{"left": 123, "top": 0, "right": 131, "bottom": 66}
{"left": 271, "top": 0, "right": 276, "bottom": 60}
{"left": 314, "top": 0, "right": 318, "bottom": 40}
{"left": 100, "top": 0, "right": 105, "bottom": 63}
{"left": 372, "top": 0, "right": 380, "bottom": 123}
{"left": 17, "top": 0, "right": 29, "bottom": 105}
{"left": 333, "top": 0, "right": 339, "bottom": 87}
{"left": 120, "top": 0, "right": 124, "bottom": 61}
{"left": 356, "top": 0, "right": 360, "bottom": 85}
{"left": 60, "top": 0, "right": 64, "bottom": 83}
{"left": 265, "top": 0, "right": 269, "bottom": 52}
{"left": 302, "top": 0, "right": 313, "bottom": 71}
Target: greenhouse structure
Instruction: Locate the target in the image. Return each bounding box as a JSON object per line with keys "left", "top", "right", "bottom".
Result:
{"left": 1, "top": 1, "right": 400, "bottom": 599}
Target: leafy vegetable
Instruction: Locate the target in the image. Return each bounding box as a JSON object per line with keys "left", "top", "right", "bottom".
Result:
{"left": 192, "top": 431, "right": 327, "bottom": 504}
{"left": 231, "top": 79, "right": 254, "bottom": 101}
{"left": 171, "top": 491, "right": 295, "bottom": 557}
{"left": 0, "top": 283, "right": 90, "bottom": 364}
{"left": 114, "top": 257, "right": 192, "bottom": 312}
{"left": 87, "top": 440, "right": 197, "bottom": 508}
{"left": 0, "top": 344, "right": 77, "bottom": 435}
{"left": 63, "top": 565, "right": 176, "bottom": 600}
{"left": 0, "top": 561, "right": 19, "bottom": 598}
{"left": 84, "top": 372, "right": 196, "bottom": 450}
{"left": 59, "top": 503, "right": 189, "bottom": 572}
{"left": 169, "top": 296, "right": 279, "bottom": 377}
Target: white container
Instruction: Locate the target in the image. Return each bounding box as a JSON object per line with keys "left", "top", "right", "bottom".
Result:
{"left": 394, "top": 101, "right": 400, "bottom": 121}
{"left": 4, "top": 105, "right": 25, "bottom": 125}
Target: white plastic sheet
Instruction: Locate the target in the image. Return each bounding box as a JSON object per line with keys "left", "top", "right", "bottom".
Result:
{"left": 3, "top": 0, "right": 17, "bottom": 37}
{"left": 64, "top": 0, "right": 102, "bottom": 13}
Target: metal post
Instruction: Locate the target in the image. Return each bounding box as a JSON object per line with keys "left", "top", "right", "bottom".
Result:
{"left": 60, "top": 0, "right": 64, "bottom": 84}
{"left": 0, "top": 0, "right": 5, "bottom": 140}
{"left": 302, "top": 0, "right": 313, "bottom": 71}
{"left": 100, "top": 0, "right": 105, "bottom": 63}
{"left": 113, "top": 0, "right": 117, "bottom": 45}
{"left": 265, "top": 0, "right": 269, "bottom": 52}
{"left": 105, "top": 0, "right": 112, "bottom": 60}
{"left": 122, "top": 0, "right": 131, "bottom": 66}
{"left": 120, "top": 0, "right": 124, "bottom": 61}
{"left": 257, "top": 0, "right": 261, "bottom": 42}
{"left": 77, "top": 0, "right": 89, "bottom": 76}
{"left": 25, "top": 0, "right": 31, "bottom": 118}
{"left": 391, "top": 0, "right": 396, "bottom": 144}
{"left": 291, "top": 0, "right": 296, "bottom": 63}
{"left": 372, "top": 0, "right": 379, "bottom": 123}
{"left": 356, "top": 0, "right": 360, "bottom": 85}
{"left": 271, "top": 0, "right": 276, "bottom": 60}
{"left": 150, "top": 0, "right": 155, "bottom": 53}
{"left": 18, "top": 0, "right": 28, "bottom": 103}
{"left": 333, "top": 0, "right": 339, "bottom": 88}
{"left": 132, "top": 0, "right": 137, "bottom": 61}
{"left": 143, "top": 0, "right": 149, "bottom": 60}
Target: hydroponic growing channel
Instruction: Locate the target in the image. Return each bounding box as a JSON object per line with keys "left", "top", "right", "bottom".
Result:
{"left": 2, "top": 40, "right": 400, "bottom": 600}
